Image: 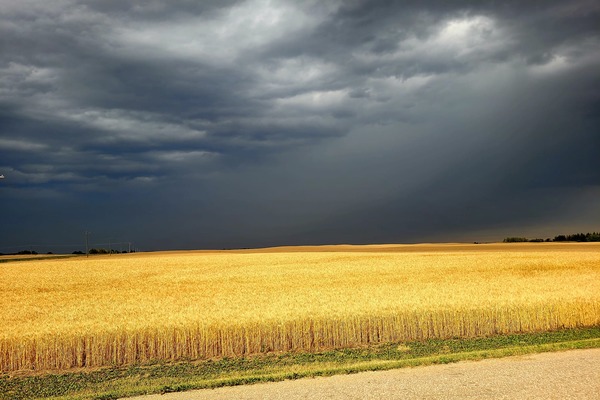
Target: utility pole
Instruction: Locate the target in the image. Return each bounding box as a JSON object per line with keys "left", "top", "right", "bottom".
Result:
{"left": 84, "top": 231, "right": 90, "bottom": 257}
{"left": 128, "top": 242, "right": 131, "bottom": 253}
{"left": 108, "top": 237, "right": 111, "bottom": 255}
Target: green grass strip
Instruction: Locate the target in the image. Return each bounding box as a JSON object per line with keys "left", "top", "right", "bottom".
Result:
{"left": 1, "top": 327, "right": 599, "bottom": 400}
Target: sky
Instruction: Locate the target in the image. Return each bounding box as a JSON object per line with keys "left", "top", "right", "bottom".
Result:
{"left": 1, "top": 0, "right": 599, "bottom": 252}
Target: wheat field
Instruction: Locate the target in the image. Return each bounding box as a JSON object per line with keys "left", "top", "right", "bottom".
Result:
{"left": 1, "top": 243, "right": 599, "bottom": 372}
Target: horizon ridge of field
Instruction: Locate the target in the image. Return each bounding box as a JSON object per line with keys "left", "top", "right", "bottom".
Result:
{"left": 3, "top": 229, "right": 600, "bottom": 256}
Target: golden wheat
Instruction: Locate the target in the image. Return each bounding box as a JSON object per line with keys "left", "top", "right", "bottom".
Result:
{"left": 1, "top": 243, "right": 599, "bottom": 372}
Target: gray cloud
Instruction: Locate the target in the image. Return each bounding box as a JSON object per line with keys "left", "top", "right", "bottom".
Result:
{"left": 1, "top": 0, "right": 599, "bottom": 251}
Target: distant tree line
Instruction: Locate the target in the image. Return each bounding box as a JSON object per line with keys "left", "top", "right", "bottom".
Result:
{"left": 70, "top": 249, "right": 131, "bottom": 255}
{"left": 553, "top": 232, "right": 600, "bottom": 242}
{"left": 503, "top": 237, "right": 551, "bottom": 243}
{"left": 504, "top": 232, "right": 600, "bottom": 243}
{"left": 0, "top": 248, "right": 134, "bottom": 256}
{"left": 0, "top": 250, "right": 55, "bottom": 256}
{"left": 87, "top": 248, "right": 128, "bottom": 254}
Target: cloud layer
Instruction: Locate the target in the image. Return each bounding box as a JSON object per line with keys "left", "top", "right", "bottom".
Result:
{"left": 1, "top": 0, "right": 599, "bottom": 250}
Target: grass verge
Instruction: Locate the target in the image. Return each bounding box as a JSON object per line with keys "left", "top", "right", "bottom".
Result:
{"left": 1, "top": 327, "right": 599, "bottom": 400}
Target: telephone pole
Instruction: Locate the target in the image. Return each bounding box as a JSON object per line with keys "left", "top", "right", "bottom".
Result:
{"left": 84, "top": 231, "right": 90, "bottom": 257}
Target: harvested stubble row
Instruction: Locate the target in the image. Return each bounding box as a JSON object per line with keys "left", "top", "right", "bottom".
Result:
{"left": 1, "top": 243, "right": 600, "bottom": 372}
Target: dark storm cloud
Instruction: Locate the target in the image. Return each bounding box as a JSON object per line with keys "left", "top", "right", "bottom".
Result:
{"left": 1, "top": 0, "right": 599, "bottom": 251}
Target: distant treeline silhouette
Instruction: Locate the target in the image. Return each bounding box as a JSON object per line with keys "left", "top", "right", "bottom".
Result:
{"left": 504, "top": 232, "right": 600, "bottom": 243}
{"left": 0, "top": 248, "right": 133, "bottom": 256}
{"left": 88, "top": 248, "right": 127, "bottom": 254}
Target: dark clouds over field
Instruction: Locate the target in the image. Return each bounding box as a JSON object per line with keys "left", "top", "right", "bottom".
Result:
{"left": 1, "top": 1, "right": 599, "bottom": 251}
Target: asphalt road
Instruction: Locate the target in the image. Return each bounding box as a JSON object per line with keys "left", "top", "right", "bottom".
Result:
{"left": 126, "top": 348, "right": 600, "bottom": 400}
